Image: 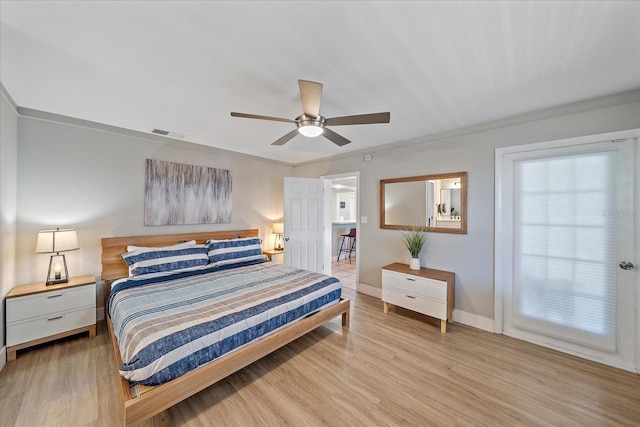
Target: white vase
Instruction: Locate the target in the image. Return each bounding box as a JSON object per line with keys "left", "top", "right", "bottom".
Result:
{"left": 409, "top": 257, "right": 420, "bottom": 270}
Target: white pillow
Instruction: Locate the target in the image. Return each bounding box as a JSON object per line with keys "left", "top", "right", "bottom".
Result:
{"left": 126, "top": 240, "right": 196, "bottom": 253}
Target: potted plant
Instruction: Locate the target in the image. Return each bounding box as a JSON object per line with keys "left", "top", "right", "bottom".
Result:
{"left": 403, "top": 226, "right": 426, "bottom": 270}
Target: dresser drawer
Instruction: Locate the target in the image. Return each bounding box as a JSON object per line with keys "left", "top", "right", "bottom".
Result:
{"left": 382, "top": 287, "right": 447, "bottom": 320}
{"left": 382, "top": 269, "right": 446, "bottom": 300}
{"left": 6, "top": 306, "right": 96, "bottom": 347}
{"left": 6, "top": 284, "right": 95, "bottom": 322}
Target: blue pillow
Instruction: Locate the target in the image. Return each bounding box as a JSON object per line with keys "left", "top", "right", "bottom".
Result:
{"left": 122, "top": 244, "right": 209, "bottom": 280}
{"left": 206, "top": 237, "right": 266, "bottom": 267}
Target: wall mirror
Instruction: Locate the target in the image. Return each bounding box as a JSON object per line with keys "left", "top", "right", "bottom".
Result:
{"left": 380, "top": 171, "right": 467, "bottom": 234}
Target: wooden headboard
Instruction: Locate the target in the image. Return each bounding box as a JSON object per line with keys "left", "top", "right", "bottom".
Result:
{"left": 101, "top": 229, "right": 260, "bottom": 282}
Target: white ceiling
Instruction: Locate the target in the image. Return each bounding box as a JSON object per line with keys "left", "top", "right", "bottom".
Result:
{"left": 1, "top": 1, "right": 639, "bottom": 165}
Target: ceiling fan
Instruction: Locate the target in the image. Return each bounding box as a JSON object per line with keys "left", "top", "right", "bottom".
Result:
{"left": 231, "top": 79, "right": 390, "bottom": 147}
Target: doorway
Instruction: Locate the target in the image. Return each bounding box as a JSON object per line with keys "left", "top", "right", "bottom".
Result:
{"left": 495, "top": 130, "right": 639, "bottom": 372}
{"left": 324, "top": 173, "right": 359, "bottom": 291}
{"left": 282, "top": 173, "right": 359, "bottom": 290}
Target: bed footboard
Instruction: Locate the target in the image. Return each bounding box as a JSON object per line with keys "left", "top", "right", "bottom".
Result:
{"left": 108, "top": 297, "right": 350, "bottom": 426}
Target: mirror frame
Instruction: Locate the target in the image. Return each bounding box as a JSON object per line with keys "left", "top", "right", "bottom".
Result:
{"left": 380, "top": 171, "right": 467, "bottom": 234}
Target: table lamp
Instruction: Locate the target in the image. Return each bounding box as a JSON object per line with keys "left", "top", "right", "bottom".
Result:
{"left": 36, "top": 228, "right": 79, "bottom": 285}
{"left": 272, "top": 222, "right": 284, "bottom": 250}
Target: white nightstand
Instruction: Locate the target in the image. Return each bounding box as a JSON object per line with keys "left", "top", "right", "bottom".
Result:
{"left": 6, "top": 274, "right": 96, "bottom": 361}
{"left": 263, "top": 248, "right": 284, "bottom": 264}
{"left": 382, "top": 263, "right": 455, "bottom": 333}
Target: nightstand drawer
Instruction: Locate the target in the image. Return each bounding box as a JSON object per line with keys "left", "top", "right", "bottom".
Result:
{"left": 6, "top": 306, "right": 96, "bottom": 347}
{"left": 382, "top": 270, "right": 446, "bottom": 300}
{"left": 6, "top": 284, "right": 95, "bottom": 322}
{"left": 382, "top": 287, "right": 447, "bottom": 320}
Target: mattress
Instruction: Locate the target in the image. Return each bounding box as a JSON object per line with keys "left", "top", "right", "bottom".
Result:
{"left": 108, "top": 260, "right": 342, "bottom": 385}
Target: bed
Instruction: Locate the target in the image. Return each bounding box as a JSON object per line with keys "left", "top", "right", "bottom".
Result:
{"left": 101, "top": 229, "right": 350, "bottom": 426}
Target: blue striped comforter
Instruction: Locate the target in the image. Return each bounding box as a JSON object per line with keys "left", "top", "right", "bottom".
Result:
{"left": 108, "top": 260, "right": 342, "bottom": 385}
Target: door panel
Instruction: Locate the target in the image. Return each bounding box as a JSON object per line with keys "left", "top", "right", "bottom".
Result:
{"left": 283, "top": 177, "right": 324, "bottom": 273}
{"left": 496, "top": 133, "right": 638, "bottom": 372}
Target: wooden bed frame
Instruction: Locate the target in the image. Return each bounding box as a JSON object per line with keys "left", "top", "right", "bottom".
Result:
{"left": 101, "top": 229, "right": 350, "bottom": 426}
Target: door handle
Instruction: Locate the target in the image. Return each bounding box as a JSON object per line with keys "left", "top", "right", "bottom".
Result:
{"left": 285, "top": 237, "right": 289, "bottom": 242}
{"left": 619, "top": 261, "right": 634, "bottom": 270}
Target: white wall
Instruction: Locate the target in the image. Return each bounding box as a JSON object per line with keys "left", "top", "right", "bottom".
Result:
{"left": 294, "top": 91, "right": 640, "bottom": 329}
{"left": 6, "top": 88, "right": 640, "bottom": 335}
{"left": 15, "top": 110, "right": 294, "bottom": 315}
{"left": 0, "top": 84, "right": 18, "bottom": 366}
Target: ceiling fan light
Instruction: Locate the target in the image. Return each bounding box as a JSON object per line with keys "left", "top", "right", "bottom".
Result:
{"left": 298, "top": 125, "right": 324, "bottom": 137}
{"left": 296, "top": 114, "right": 326, "bottom": 138}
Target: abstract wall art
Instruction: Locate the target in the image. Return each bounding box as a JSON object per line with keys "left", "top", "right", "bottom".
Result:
{"left": 144, "top": 159, "right": 232, "bottom": 225}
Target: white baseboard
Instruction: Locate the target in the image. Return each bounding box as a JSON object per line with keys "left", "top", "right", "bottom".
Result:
{"left": 356, "top": 282, "right": 381, "bottom": 299}
{"left": 453, "top": 309, "right": 495, "bottom": 332}
{"left": 97, "top": 307, "right": 105, "bottom": 322}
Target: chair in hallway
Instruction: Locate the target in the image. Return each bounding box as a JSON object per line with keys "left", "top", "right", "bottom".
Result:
{"left": 337, "top": 228, "right": 356, "bottom": 263}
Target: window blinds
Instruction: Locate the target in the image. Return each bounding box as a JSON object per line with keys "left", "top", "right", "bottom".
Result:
{"left": 512, "top": 150, "right": 617, "bottom": 352}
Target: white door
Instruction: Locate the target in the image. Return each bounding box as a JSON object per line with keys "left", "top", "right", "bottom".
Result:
{"left": 283, "top": 177, "right": 325, "bottom": 273}
{"left": 495, "top": 131, "right": 638, "bottom": 372}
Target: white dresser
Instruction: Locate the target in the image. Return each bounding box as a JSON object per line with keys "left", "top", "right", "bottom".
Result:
{"left": 381, "top": 263, "right": 455, "bottom": 333}
{"left": 6, "top": 274, "right": 96, "bottom": 361}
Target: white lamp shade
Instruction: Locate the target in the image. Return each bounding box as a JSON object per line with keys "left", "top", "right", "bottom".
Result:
{"left": 36, "top": 229, "right": 79, "bottom": 253}
{"left": 272, "top": 222, "right": 284, "bottom": 234}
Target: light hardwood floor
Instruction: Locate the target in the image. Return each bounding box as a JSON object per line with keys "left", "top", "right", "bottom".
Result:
{"left": 1, "top": 288, "right": 639, "bottom": 426}
{"left": 332, "top": 255, "right": 356, "bottom": 290}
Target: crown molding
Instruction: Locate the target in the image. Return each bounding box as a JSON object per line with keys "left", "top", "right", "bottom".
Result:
{"left": 15, "top": 107, "right": 294, "bottom": 168}
{"left": 294, "top": 88, "right": 640, "bottom": 168}
{"left": 9, "top": 87, "right": 640, "bottom": 169}
{"left": 1, "top": 82, "right": 18, "bottom": 114}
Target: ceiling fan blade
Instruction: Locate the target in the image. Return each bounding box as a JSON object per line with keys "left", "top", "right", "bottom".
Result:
{"left": 231, "top": 112, "right": 295, "bottom": 123}
{"left": 325, "top": 112, "right": 391, "bottom": 126}
{"left": 271, "top": 129, "right": 299, "bottom": 146}
{"left": 323, "top": 128, "right": 351, "bottom": 146}
{"left": 298, "top": 80, "right": 323, "bottom": 118}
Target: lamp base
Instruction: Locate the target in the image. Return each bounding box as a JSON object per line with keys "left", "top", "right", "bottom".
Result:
{"left": 46, "top": 278, "right": 69, "bottom": 285}
{"left": 46, "top": 253, "right": 70, "bottom": 286}
{"left": 274, "top": 234, "right": 284, "bottom": 251}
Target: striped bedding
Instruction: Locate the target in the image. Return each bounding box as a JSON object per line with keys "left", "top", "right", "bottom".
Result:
{"left": 108, "top": 260, "right": 342, "bottom": 386}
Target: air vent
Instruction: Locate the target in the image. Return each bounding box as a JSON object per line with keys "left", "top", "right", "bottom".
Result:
{"left": 152, "top": 129, "right": 185, "bottom": 139}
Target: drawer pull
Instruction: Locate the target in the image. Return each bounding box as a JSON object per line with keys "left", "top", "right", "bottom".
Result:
{"left": 406, "top": 295, "right": 416, "bottom": 299}
{"left": 47, "top": 294, "right": 63, "bottom": 299}
{"left": 47, "top": 316, "right": 63, "bottom": 321}
{"left": 406, "top": 278, "right": 416, "bottom": 282}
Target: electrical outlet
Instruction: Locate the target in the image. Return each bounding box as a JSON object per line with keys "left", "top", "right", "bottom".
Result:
{"left": 361, "top": 216, "right": 368, "bottom": 224}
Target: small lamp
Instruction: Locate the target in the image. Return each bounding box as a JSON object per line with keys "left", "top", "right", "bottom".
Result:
{"left": 36, "top": 228, "right": 79, "bottom": 285}
{"left": 272, "top": 222, "right": 284, "bottom": 250}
